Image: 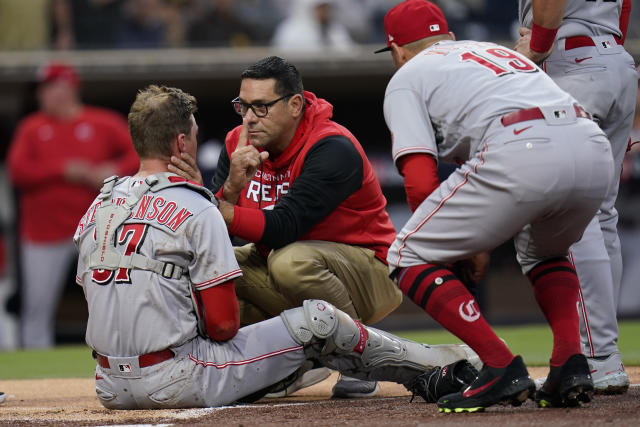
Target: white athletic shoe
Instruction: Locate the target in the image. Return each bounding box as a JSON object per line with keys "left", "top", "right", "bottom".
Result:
{"left": 534, "top": 353, "right": 630, "bottom": 395}
{"left": 0, "top": 392, "right": 5, "bottom": 404}
{"left": 587, "top": 353, "right": 630, "bottom": 394}
{"left": 331, "top": 375, "right": 380, "bottom": 398}
{"left": 264, "top": 367, "right": 332, "bottom": 398}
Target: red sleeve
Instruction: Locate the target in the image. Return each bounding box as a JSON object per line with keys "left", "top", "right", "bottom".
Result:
{"left": 198, "top": 280, "right": 240, "bottom": 341}
{"left": 7, "top": 119, "right": 66, "bottom": 189}
{"left": 397, "top": 153, "right": 440, "bottom": 212}
{"left": 619, "top": 0, "right": 631, "bottom": 44}
{"left": 229, "top": 206, "right": 266, "bottom": 242}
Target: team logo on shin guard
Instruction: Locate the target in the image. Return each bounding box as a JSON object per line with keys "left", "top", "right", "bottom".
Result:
{"left": 459, "top": 299, "right": 480, "bottom": 322}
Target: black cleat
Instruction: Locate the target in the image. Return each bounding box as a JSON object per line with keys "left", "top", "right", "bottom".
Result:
{"left": 536, "top": 354, "right": 594, "bottom": 408}
{"left": 406, "top": 360, "right": 478, "bottom": 403}
{"left": 437, "top": 355, "right": 535, "bottom": 413}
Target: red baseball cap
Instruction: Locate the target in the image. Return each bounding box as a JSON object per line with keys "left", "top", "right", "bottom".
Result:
{"left": 375, "top": 0, "right": 449, "bottom": 53}
{"left": 37, "top": 62, "right": 80, "bottom": 87}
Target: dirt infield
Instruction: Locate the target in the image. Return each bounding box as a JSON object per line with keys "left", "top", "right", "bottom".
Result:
{"left": 1, "top": 367, "right": 639, "bottom": 426}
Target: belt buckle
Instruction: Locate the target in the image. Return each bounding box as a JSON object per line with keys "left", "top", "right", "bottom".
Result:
{"left": 162, "top": 262, "right": 175, "bottom": 278}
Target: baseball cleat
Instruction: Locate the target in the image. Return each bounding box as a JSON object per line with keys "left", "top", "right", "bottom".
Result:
{"left": 587, "top": 353, "right": 629, "bottom": 395}
{"left": 437, "top": 355, "right": 535, "bottom": 413}
{"left": 535, "top": 354, "right": 594, "bottom": 408}
{"left": 0, "top": 392, "right": 5, "bottom": 404}
{"left": 265, "top": 367, "right": 332, "bottom": 398}
{"left": 406, "top": 360, "right": 478, "bottom": 403}
{"left": 331, "top": 375, "right": 380, "bottom": 398}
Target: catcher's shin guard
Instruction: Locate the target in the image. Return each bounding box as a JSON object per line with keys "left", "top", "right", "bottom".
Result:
{"left": 281, "top": 300, "right": 478, "bottom": 385}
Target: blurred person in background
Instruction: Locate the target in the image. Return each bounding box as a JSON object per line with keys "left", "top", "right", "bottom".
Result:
{"left": 272, "top": 0, "right": 354, "bottom": 52}
{"left": 52, "top": 0, "right": 125, "bottom": 50}
{"left": 115, "top": 0, "right": 169, "bottom": 48}
{"left": 185, "top": 0, "right": 266, "bottom": 47}
{"left": 7, "top": 62, "right": 138, "bottom": 348}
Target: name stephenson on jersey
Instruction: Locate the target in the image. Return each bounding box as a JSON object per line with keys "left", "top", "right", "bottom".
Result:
{"left": 76, "top": 192, "right": 195, "bottom": 237}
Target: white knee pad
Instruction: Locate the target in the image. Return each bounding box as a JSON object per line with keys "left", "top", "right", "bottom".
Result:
{"left": 280, "top": 300, "right": 361, "bottom": 353}
{"left": 281, "top": 300, "right": 478, "bottom": 386}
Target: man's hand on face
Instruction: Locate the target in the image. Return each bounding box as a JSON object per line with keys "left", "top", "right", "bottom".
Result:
{"left": 169, "top": 152, "right": 203, "bottom": 186}
{"left": 223, "top": 123, "right": 269, "bottom": 204}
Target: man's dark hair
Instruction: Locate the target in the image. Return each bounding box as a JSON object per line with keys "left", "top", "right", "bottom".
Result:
{"left": 241, "top": 56, "right": 304, "bottom": 96}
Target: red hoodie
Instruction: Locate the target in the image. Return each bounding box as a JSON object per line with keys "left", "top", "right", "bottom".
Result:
{"left": 221, "top": 91, "right": 396, "bottom": 262}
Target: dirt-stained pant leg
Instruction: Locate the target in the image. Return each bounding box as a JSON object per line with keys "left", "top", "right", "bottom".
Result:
{"left": 268, "top": 241, "right": 403, "bottom": 325}
{"left": 94, "top": 317, "right": 307, "bottom": 409}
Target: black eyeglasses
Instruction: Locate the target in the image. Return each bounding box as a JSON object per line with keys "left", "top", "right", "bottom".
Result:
{"left": 231, "top": 94, "right": 295, "bottom": 118}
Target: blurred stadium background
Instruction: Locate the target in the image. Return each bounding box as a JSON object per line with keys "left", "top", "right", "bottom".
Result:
{"left": 0, "top": 0, "right": 639, "bottom": 348}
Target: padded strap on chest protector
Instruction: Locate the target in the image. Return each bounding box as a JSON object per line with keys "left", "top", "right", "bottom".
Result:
{"left": 88, "top": 174, "right": 188, "bottom": 279}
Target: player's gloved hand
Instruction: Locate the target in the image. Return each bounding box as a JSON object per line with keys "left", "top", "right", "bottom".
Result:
{"left": 514, "top": 27, "right": 553, "bottom": 65}
{"left": 169, "top": 152, "right": 203, "bottom": 186}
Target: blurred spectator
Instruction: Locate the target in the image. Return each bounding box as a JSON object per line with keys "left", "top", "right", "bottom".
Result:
{"left": 272, "top": 0, "right": 354, "bottom": 52}
{"left": 0, "top": 0, "right": 51, "bottom": 51}
{"left": 53, "top": 0, "right": 125, "bottom": 50}
{"left": 185, "top": 0, "right": 267, "bottom": 47}
{"left": 617, "top": 65, "right": 640, "bottom": 317}
{"left": 6, "top": 62, "right": 138, "bottom": 348}
{"left": 115, "top": 0, "right": 169, "bottom": 48}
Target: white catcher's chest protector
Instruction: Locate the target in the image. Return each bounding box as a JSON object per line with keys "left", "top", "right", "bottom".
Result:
{"left": 88, "top": 173, "right": 216, "bottom": 280}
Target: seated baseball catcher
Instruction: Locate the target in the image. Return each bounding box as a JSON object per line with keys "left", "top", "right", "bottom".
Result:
{"left": 74, "top": 85, "right": 480, "bottom": 409}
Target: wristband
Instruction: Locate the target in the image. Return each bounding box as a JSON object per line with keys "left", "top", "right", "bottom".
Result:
{"left": 530, "top": 22, "right": 558, "bottom": 53}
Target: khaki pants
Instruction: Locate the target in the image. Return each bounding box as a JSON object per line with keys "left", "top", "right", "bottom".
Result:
{"left": 234, "top": 241, "right": 402, "bottom": 326}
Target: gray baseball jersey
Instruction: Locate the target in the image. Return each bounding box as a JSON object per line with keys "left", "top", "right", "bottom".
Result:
{"left": 519, "top": 0, "right": 637, "bottom": 359}
{"left": 384, "top": 40, "right": 614, "bottom": 275}
{"left": 75, "top": 175, "right": 242, "bottom": 355}
{"left": 385, "top": 40, "right": 574, "bottom": 166}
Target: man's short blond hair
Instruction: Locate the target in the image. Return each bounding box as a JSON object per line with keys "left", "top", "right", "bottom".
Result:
{"left": 128, "top": 85, "right": 197, "bottom": 158}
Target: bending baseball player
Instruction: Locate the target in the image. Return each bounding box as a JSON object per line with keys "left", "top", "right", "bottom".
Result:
{"left": 376, "top": 0, "right": 614, "bottom": 413}
{"left": 515, "top": 0, "right": 635, "bottom": 394}
{"left": 74, "top": 85, "right": 479, "bottom": 409}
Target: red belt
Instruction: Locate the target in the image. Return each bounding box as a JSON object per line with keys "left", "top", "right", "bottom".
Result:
{"left": 564, "top": 35, "right": 622, "bottom": 50}
{"left": 501, "top": 104, "right": 590, "bottom": 127}
{"left": 96, "top": 349, "right": 174, "bottom": 369}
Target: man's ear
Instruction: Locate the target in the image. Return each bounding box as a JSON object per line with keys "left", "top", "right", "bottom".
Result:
{"left": 390, "top": 42, "right": 408, "bottom": 68}
{"left": 171, "top": 134, "right": 185, "bottom": 156}
{"left": 449, "top": 31, "right": 456, "bottom": 41}
{"left": 288, "top": 93, "right": 305, "bottom": 118}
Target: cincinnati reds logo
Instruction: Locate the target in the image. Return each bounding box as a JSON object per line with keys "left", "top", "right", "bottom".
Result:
{"left": 459, "top": 299, "right": 481, "bottom": 322}
{"left": 316, "top": 302, "right": 326, "bottom": 311}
